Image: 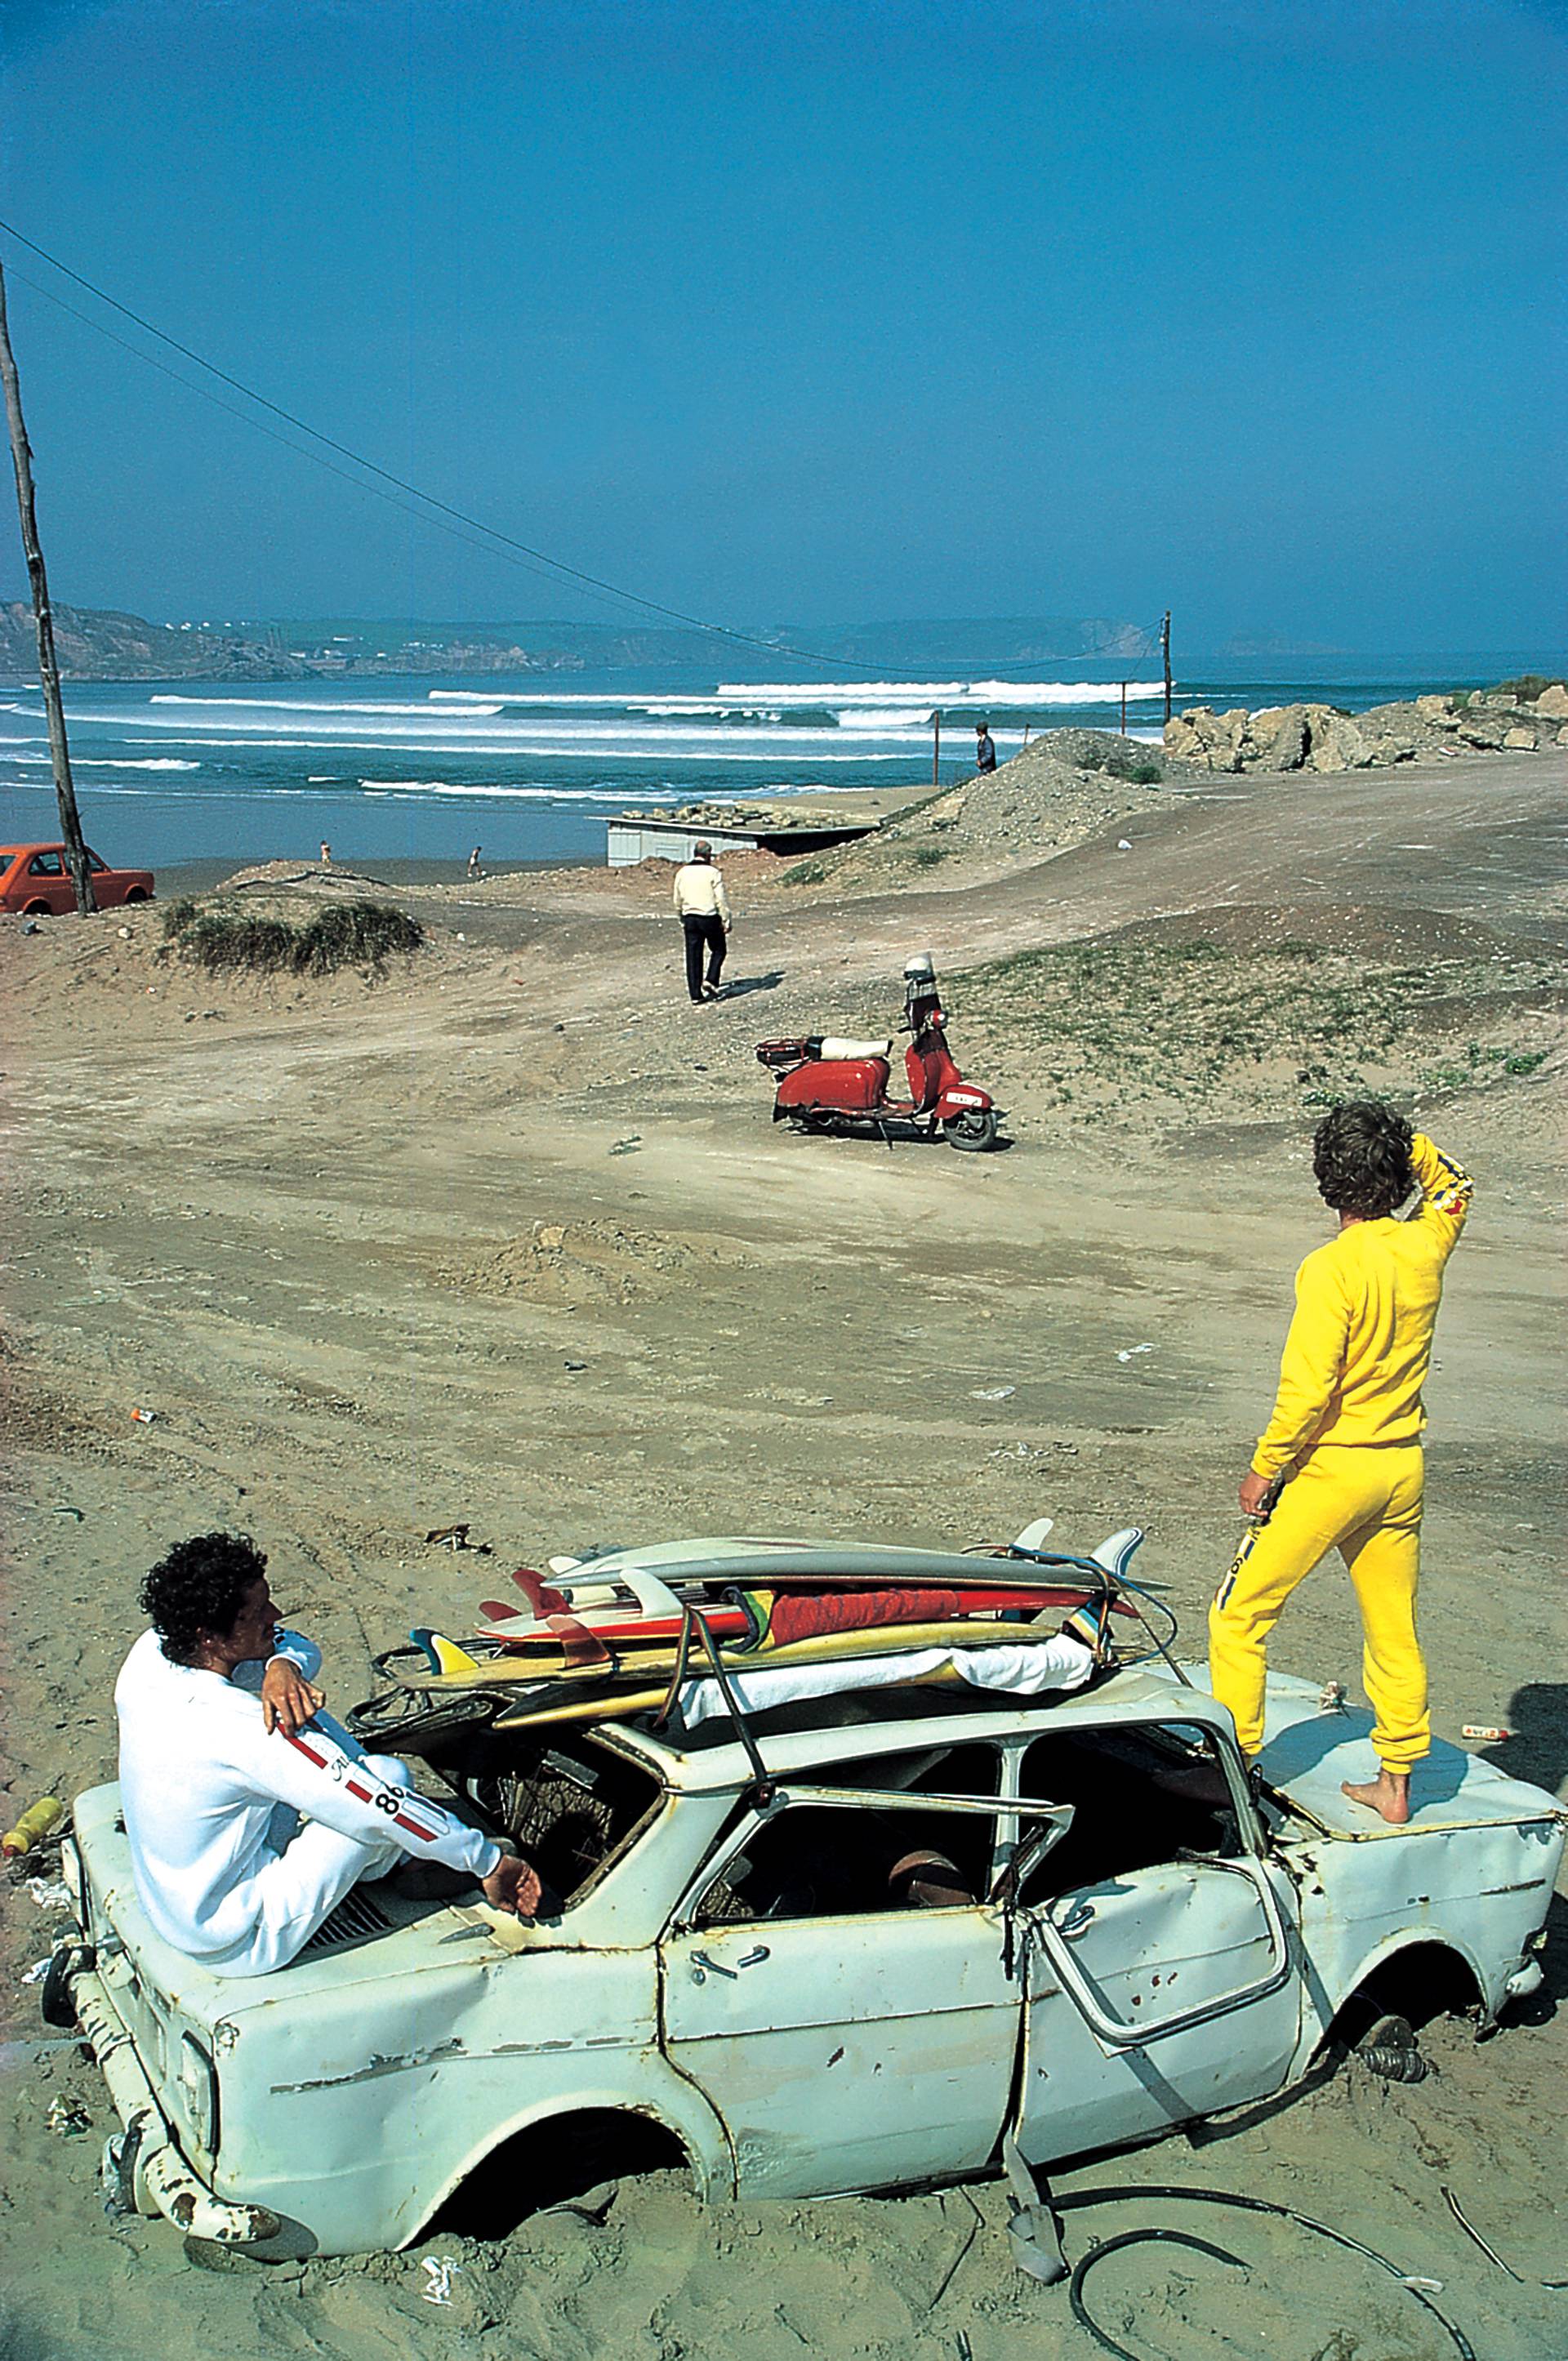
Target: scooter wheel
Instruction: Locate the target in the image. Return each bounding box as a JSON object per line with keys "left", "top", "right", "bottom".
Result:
{"left": 942, "top": 1109, "right": 998, "bottom": 1152}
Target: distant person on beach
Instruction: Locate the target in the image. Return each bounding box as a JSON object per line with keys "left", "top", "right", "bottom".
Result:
{"left": 1209, "top": 1107, "right": 1472, "bottom": 1826}
{"left": 318, "top": 841, "right": 332, "bottom": 866}
{"left": 115, "top": 1530, "right": 539, "bottom": 1975}
{"left": 672, "top": 839, "right": 732, "bottom": 1004}
{"left": 467, "top": 845, "right": 483, "bottom": 879}
{"left": 974, "top": 724, "right": 997, "bottom": 774}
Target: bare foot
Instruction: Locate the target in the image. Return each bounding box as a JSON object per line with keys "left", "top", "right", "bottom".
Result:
{"left": 1342, "top": 1769, "right": 1411, "bottom": 1824}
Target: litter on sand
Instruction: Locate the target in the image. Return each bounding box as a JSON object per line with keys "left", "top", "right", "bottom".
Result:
{"left": 20, "top": 1957, "right": 51, "bottom": 1986}
{"left": 1461, "top": 1724, "right": 1512, "bottom": 1743}
{"left": 1116, "top": 1343, "right": 1155, "bottom": 1363}
{"left": 608, "top": 1136, "right": 642, "bottom": 1156}
{"left": 421, "top": 2256, "right": 461, "bottom": 2306}
{"left": 46, "top": 2097, "right": 91, "bottom": 2136}
{"left": 24, "top": 1878, "right": 73, "bottom": 1911}
{"left": 971, "top": 1385, "right": 1017, "bottom": 1401}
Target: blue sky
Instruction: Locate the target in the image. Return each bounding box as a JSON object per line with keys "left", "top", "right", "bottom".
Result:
{"left": 1, "top": 0, "right": 1563, "bottom": 649}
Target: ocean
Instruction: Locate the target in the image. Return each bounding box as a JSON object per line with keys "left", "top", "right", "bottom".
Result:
{"left": 0, "top": 653, "right": 1553, "bottom": 874}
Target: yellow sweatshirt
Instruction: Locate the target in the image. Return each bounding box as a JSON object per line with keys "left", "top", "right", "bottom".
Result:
{"left": 1251, "top": 1134, "right": 1472, "bottom": 1478}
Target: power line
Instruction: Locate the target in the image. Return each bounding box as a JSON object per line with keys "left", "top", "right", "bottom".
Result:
{"left": 5, "top": 265, "right": 662, "bottom": 617}
{"left": 0, "top": 218, "right": 1162, "bottom": 684}
{"left": 0, "top": 218, "right": 918, "bottom": 673}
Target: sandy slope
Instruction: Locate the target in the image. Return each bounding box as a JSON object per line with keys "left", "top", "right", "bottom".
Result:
{"left": 1, "top": 750, "right": 1564, "bottom": 2361}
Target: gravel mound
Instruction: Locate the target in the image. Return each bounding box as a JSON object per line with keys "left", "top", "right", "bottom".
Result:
{"left": 778, "top": 730, "right": 1176, "bottom": 893}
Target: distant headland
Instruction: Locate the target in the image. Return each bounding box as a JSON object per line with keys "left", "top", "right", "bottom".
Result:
{"left": 0, "top": 600, "right": 1157, "bottom": 684}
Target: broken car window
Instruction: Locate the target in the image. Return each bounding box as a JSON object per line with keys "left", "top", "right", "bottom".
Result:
{"left": 1017, "top": 1721, "right": 1243, "bottom": 1903}
{"left": 693, "top": 1741, "right": 1000, "bottom": 1926}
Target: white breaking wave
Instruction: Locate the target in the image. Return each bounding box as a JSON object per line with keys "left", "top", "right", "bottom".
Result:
{"left": 715, "top": 678, "right": 1165, "bottom": 705}
{"left": 149, "top": 693, "right": 504, "bottom": 717}
{"left": 2, "top": 751, "right": 201, "bottom": 769}
{"left": 359, "top": 780, "right": 679, "bottom": 803}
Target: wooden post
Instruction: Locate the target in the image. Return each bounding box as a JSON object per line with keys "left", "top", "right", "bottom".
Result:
{"left": 1120, "top": 680, "right": 1127, "bottom": 736}
{"left": 0, "top": 259, "right": 91, "bottom": 914}
{"left": 930, "top": 710, "right": 941, "bottom": 787}
{"left": 1160, "top": 611, "right": 1172, "bottom": 725}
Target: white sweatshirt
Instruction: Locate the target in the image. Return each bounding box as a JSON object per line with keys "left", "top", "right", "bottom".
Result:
{"left": 114, "top": 1627, "right": 501, "bottom": 1964}
{"left": 672, "top": 861, "right": 731, "bottom": 922}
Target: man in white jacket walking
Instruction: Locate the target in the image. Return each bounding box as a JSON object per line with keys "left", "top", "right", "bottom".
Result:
{"left": 672, "top": 839, "right": 731, "bottom": 1002}
{"left": 116, "top": 1531, "right": 539, "bottom": 1975}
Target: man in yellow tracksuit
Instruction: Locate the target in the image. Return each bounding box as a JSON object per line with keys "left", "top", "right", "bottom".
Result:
{"left": 1209, "top": 1104, "right": 1472, "bottom": 1824}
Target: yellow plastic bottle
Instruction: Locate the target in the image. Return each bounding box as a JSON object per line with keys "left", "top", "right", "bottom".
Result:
{"left": 2, "top": 1796, "right": 63, "bottom": 1858}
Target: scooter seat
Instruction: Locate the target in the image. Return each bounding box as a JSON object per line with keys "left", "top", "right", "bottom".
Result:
{"left": 819, "top": 1036, "right": 893, "bottom": 1061}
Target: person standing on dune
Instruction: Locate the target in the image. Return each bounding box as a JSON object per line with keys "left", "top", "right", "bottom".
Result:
{"left": 1209, "top": 1104, "right": 1472, "bottom": 1824}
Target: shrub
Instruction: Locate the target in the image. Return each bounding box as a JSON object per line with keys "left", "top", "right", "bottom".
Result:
{"left": 911, "top": 845, "right": 951, "bottom": 868}
{"left": 781, "top": 860, "right": 826, "bottom": 887}
{"left": 1491, "top": 675, "right": 1565, "bottom": 702}
{"left": 163, "top": 898, "right": 423, "bottom": 978}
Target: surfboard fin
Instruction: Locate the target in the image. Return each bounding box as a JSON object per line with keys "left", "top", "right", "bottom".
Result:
{"left": 409, "top": 1626, "right": 482, "bottom": 1677}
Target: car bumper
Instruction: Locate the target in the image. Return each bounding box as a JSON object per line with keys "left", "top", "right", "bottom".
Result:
{"left": 60, "top": 1952, "right": 283, "bottom": 2247}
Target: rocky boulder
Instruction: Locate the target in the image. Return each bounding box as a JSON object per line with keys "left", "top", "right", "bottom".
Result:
{"left": 1163, "top": 686, "right": 1556, "bottom": 775}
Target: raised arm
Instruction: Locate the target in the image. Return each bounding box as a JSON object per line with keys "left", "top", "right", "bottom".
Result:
{"left": 1408, "top": 1132, "right": 1472, "bottom": 1249}
{"left": 233, "top": 1625, "right": 325, "bottom": 1736}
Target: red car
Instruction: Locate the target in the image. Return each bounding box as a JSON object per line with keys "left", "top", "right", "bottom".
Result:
{"left": 0, "top": 843, "right": 155, "bottom": 915}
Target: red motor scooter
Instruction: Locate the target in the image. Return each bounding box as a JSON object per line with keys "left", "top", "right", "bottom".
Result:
{"left": 756, "top": 954, "right": 1002, "bottom": 1152}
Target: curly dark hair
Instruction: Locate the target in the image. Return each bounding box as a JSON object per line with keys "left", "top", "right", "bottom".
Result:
{"left": 1312, "top": 1101, "right": 1414, "bottom": 1220}
{"left": 140, "top": 1531, "right": 268, "bottom": 1664}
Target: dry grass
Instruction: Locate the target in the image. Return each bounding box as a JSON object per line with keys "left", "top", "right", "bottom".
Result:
{"left": 957, "top": 935, "right": 1564, "bottom": 1123}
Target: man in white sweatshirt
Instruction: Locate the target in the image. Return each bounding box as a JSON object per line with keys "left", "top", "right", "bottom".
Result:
{"left": 672, "top": 839, "right": 731, "bottom": 1002}
{"left": 116, "top": 1531, "right": 538, "bottom": 1976}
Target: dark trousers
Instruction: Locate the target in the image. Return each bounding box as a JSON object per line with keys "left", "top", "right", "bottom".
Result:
{"left": 683, "top": 913, "right": 727, "bottom": 1000}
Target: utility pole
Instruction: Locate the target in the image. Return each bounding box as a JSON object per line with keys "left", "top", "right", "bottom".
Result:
{"left": 0, "top": 257, "right": 91, "bottom": 914}
{"left": 1120, "top": 680, "right": 1128, "bottom": 737}
{"left": 1160, "top": 611, "right": 1173, "bottom": 726}
{"left": 929, "top": 710, "right": 941, "bottom": 788}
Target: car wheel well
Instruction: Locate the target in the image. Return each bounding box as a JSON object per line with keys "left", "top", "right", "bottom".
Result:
{"left": 123, "top": 887, "right": 149, "bottom": 902}
{"left": 21, "top": 899, "right": 51, "bottom": 915}
{"left": 430, "top": 2107, "right": 691, "bottom": 2242}
{"left": 1327, "top": 1941, "right": 1484, "bottom": 2053}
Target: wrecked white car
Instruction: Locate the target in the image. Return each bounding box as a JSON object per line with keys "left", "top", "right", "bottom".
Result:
{"left": 45, "top": 1535, "right": 1563, "bottom": 2258}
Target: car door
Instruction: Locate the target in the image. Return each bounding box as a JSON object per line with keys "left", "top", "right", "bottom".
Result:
{"left": 1012, "top": 1715, "right": 1301, "bottom": 2167}
{"left": 25, "top": 849, "right": 74, "bottom": 913}
{"left": 660, "top": 1743, "right": 1025, "bottom": 2200}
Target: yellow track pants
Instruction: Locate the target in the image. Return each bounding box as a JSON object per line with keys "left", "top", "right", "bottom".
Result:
{"left": 1208, "top": 1441, "right": 1429, "bottom": 1771}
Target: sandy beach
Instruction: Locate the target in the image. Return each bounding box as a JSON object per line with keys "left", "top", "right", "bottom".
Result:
{"left": 2, "top": 742, "right": 1565, "bottom": 2361}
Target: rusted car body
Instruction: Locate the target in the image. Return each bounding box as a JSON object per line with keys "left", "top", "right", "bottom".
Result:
{"left": 50, "top": 1606, "right": 1561, "bottom": 2261}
